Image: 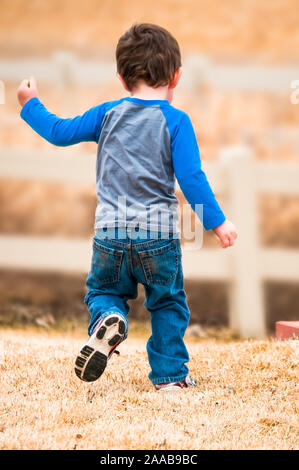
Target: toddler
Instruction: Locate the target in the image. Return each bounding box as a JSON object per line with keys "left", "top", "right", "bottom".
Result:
{"left": 17, "top": 23, "right": 237, "bottom": 391}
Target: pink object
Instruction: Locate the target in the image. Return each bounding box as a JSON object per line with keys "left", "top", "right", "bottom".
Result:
{"left": 276, "top": 321, "right": 299, "bottom": 340}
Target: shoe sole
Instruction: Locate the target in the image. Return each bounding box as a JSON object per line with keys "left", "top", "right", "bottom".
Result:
{"left": 155, "top": 384, "right": 185, "bottom": 391}
{"left": 74, "top": 313, "right": 126, "bottom": 382}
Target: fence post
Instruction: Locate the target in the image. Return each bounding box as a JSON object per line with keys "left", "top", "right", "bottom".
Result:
{"left": 183, "top": 54, "right": 210, "bottom": 94}
{"left": 0, "top": 80, "right": 5, "bottom": 104}
{"left": 53, "top": 51, "right": 76, "bottom": 114}
{"left": 219, "top": 146, "right": 266, "bottom": 338}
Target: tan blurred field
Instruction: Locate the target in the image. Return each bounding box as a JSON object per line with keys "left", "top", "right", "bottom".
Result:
{"left": 0, "top": 327, "right": 298, "bottom": 450}
{"left": 1, "top": 0, "right": 299, "bottom": 61}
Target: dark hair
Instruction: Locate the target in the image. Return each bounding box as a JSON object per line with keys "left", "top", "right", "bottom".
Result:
{"left": 116, "top": 23, "right": 181, "bottom": 91}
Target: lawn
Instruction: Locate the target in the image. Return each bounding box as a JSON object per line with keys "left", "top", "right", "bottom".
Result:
{"left": 0, "top": 327, "right": 298, "bottom": 450}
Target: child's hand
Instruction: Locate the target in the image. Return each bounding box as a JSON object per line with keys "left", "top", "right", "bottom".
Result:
{"left": 17, "top": 76, "right": 38, "bottom": 107}
{"left": 213, "top": 219, "right": 238, "bottom": 248}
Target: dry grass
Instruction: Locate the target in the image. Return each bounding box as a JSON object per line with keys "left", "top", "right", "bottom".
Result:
{"left": 0, "top": 328, "right": 298, "bottom": 450}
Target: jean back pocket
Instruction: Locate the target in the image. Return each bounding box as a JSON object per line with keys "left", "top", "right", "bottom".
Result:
{"left": 91, "top": 238, "right": 123, "bottom": 285}
{"left": 138, "top": 239, "right": 179, "bottom": 285}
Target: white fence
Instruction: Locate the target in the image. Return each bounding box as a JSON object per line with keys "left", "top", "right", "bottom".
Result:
{"left": 1, "top": 145, "right": 299, "bottom": 338}
{"left": 1, "top": 52, "right": 298, "bottom": 92}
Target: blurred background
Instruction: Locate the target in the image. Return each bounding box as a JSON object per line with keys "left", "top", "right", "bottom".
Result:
{"left": 0, "top": 0, "right": 299, "bottom": 336}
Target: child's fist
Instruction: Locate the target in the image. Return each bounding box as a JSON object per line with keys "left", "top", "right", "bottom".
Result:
{"left": 213, "top": 219, "right": 238, "bottom": 248}
{"left": 17, "top": 76, "right": 38, "bottom": 107}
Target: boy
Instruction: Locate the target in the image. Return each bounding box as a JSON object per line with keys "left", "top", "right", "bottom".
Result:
{"left": 17, "top": 23, "right": 237, "bottom": 391}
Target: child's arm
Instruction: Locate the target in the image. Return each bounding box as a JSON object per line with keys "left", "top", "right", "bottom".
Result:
{"left": 172, "top": 112, "right": 237, "bottom": 248}
{"left": 17, "top": 77, "right": 103, "bottom": 145}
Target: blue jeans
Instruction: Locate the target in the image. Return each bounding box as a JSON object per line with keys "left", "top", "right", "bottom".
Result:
{"left": 84, "top": 228, "right": 190, "bottom": 384}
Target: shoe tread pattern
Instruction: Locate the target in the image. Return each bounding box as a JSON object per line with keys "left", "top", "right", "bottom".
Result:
{"left": 75, "top": 314, "right": 126, "bottom": 382}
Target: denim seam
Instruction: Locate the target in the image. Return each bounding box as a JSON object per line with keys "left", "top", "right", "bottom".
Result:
{"left": 93, "top": 239, "right": 124, "bottom": 255}
{"left": 133, "top": 239, "right": 174, "bottom": 249}
{"left": 150, "top": 374, "right": 188, "bottom": 385}
{"left": 94, "top": 234, "right": 177, "bottom": 250}
{"left": 137, "top": 238, "right": 177, "bottom": 254}
{"left": 94, "top": 235, "right": 129, "bottom": 249}
{"left": 95, "top": 222, "right": 180, "bottom": 234}
{"left": 143, "top": 256, "right": 152, "bottom": 284}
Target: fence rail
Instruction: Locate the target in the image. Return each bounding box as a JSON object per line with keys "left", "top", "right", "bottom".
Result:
{"left": 1, "top": 234, "right": 298, "bottom": 281}
{"left": 1, "top": 52, "right": 298, "bottom": 92}
{"left": 2, "top": 146, "right": 299, "bottom": 193}
{"left": 0, "top": 146, "right": 299, "bottom": 338}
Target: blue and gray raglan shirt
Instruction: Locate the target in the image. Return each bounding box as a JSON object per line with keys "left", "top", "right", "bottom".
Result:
{"left": 20, "top": 96, "right": 225, "bottom": 232}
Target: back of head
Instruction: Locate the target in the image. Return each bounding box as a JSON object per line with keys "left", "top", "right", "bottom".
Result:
{"left": 116, "top": 23, "right": 181, "bottom": 91}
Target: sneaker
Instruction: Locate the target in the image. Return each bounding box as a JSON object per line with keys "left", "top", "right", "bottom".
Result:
{"left": 155, "top": 375, "right": 197, "bottom": 391}
{"left": 75, "top": 312, "right": 127, "bottom": 382}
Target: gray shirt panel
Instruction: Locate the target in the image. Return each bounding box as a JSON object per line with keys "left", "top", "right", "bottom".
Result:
{"left": 95, "top": 100, "right": 179, "bottom": 232}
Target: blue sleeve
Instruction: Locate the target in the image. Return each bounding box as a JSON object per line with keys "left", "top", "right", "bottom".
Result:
{"left": 170, "top": 112, "right": 225, "bottom": 230}
{"left": 20, "top": 97, "right": 106, "bottom": 146}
